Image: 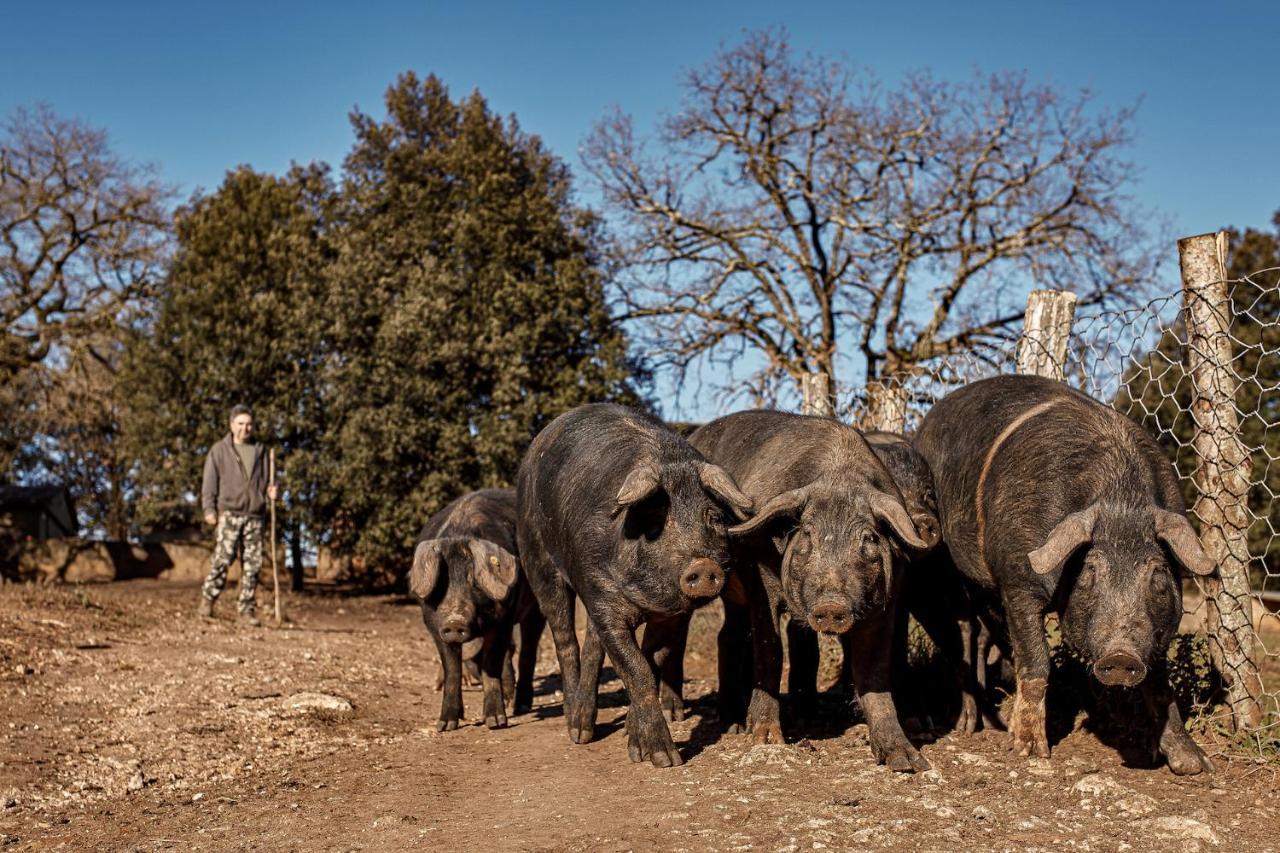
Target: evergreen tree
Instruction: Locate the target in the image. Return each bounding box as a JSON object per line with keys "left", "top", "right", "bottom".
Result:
{"left": 121, "top": 164, "right": 332, "bottom": 577}
{"left": 316, "top": 72, "right": 640, "bottom": 570}
{"left": 1117, "top": 212, "right": 1280, "bottom": 585}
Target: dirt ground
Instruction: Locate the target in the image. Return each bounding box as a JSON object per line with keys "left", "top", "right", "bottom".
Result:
{"left": 1, "top": 580, "right": 1277, "bottom": 852}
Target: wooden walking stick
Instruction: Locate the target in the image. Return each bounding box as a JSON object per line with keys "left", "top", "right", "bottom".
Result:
{"left": 269, "top": 448, "right": 281, "bottom": 625}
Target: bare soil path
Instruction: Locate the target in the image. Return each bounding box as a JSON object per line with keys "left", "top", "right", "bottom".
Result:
{"left": 1, "top": 581, "right": 1276, "bottom": 851}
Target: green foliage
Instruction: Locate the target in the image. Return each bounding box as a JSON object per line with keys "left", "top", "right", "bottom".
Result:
{"left": 120, "top": 164, "right": 332, "bottom": 534}
{"left": 120, "top": 73, "right": 642, "bottom": 577}
{"left": 315, "top": 73, "right": 642, "bottom": 569}
{"left": 1117, "top": 213, "right": 1280, "bottom": 586}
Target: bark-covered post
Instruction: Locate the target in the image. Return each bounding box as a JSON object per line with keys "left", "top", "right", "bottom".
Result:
{"left": 1016, "top": 290, "right": 1078, "bottom": 380}
{"left": 863, "top": 379, "right": 908, "bottom": 432}
{"left": 801, "top": 371, "right": 835, "bottom": 417}
{"left": 1179, "top": 230, "right": 1264, "bottom": 732}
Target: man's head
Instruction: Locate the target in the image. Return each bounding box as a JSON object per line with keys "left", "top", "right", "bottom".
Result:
{"left": 229, "top": 404, "right": 254, "bottom": 443}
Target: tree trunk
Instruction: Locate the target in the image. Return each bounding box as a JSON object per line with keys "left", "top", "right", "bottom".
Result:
{"left": 1179, "top": 230, "right": 1264, "bottom": 732}
{"left": 289, "top": 522, "right": 305, "bottom": 592}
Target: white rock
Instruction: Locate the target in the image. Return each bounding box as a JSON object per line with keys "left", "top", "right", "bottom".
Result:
{"left": 282, "top": 692, "right": 355, "bottom": 717}
{"left": 1070, "top": 773, "right": 1156, "bottom": 817}
{"left": 1134, "top": 816, "right": 1220, "bottom": 847}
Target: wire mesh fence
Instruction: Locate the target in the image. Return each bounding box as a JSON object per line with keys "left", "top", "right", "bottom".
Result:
{"left": 837, "top": 238, "right": 1279, "bottom": 758}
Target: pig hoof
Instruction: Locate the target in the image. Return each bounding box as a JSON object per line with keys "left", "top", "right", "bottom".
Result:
{"left": 723, "top": 722, "right": 745, "bottom": 735}
{"left": 662, "top": 705, "right": 687, "bottom": 723}
{"left": 437, "top": 718, "right": 460, "bottom": 732}
{"left": 1164, "top": 741, "right": 1213, "bottom": 776}
{"left": 513, "top": 700, "right": 532, "bottom": 716}
{"left": 751, "top": 721, "right": 784, "bottom": 745}
{"left": 650, "top": 747, "right": 683, "bottom": 768}
{"left": 568, "top": 726, "right": 594, "bottom": 744}
{"left": 1010, "top": 732, "right": 1050, "bottom": 759}
{"left": 875, "top": 739, "right": 930, "bottom": 773}
{"left": 484, "top": 714, "right": 508, "bottom": 730}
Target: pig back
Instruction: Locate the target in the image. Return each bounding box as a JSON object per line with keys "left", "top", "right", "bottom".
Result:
{"left": 915, "top": 375, "right": 1133, "bottom": 590}
{"left": 689, "top": 410, "right": 897, "bottom": 502}
{"left": 416, "top": 488, "right": 519, "bottom": 555}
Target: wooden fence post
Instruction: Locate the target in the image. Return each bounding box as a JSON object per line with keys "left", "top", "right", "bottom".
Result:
{"left": 800, "top": 371, "right": 835, "bottom": 417}
{"left": 1016, "top": 290, "right": 1079, "bottom": 380}
{"left": 863, "top": 380, "right": 908, "bottom": 432}
{"left": 1179, "top": 230, "right": 1264, "bottom": 732}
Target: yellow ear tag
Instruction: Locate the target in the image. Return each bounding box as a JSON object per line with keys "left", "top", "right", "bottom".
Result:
{"left": 490, "top": 556, "right": 499, "bottom": 566}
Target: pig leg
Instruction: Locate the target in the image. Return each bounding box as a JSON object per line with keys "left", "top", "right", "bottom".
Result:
{"left": 1143, "top": 661, "right": 1213, "bottom": 775}
{"left": 717, "top": 595, "right": 752, "bottom": 732}
{"left": 1004, "top": 589, "right": 1052, "bottom": 759}
{"left": 589, "top": 609, "right": 683, "bottom": 767}
{"left": 568, "top": 620, "right": 606, "bottom": 744}
{"left": 786, "top": 618, "right": 819, "bottom": 721}
{"left": 432, "top": 632, "right": 465, "bottom": 731}
{"left": 848, "top": 614, "right": 930, "bottom": 772}
{"left": 479, "top": 627, "right": 511, "bottom": 729}
{"left": 513, "top": 608, "right": 544, "bottom": 715}
{"left": 744, "top": 565, "right": 786, "bottom": 744}
{"left": 531, "top": 572, "right": 582, "bottom": 733}
{"left": 643, "top": 613, "right": 690, "bottom": 722}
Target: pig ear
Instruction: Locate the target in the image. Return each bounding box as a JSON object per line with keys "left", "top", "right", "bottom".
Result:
{"left": 868, "top": 490, "right": 929, "bottom": 552}
{"left": 698, "top": 463, "right": 754, "bottom": 520}
{"left": 1155, "top": 510, "right": 1215, "bottom": 576}
{"left": 1028, "top": 504, "right": 1100, "bottom": 575}
{"left": 467, "top": 539, "right": 520, "bottom": 601}
{"left": 409, "top": 539, "right": 443, "bottom": 598}
{"left": 728, "top": 487, "right": 807, "bottom": 538}
{"left": 614, "top": 462, "right": 662, "bottom": 517}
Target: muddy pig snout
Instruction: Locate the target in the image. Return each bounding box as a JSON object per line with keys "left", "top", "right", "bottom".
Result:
{"left": 681, "top": 558, "right": 725, "bottom": 600}
{"left": 1093, "top": 650, "right": 1147, "bottom": 687}
{"left": 440, "top": 616, "right": 472, "bottom": 644}
{"left": 808, "top": 597, "right": 854, "bottom": 635}
{"left": 913, "top": 514, "right": 941, "bottom": 550}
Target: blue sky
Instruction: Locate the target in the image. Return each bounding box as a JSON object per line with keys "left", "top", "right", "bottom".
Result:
{"left": 5, "top": 1, "right": 1278, "bottom": 415}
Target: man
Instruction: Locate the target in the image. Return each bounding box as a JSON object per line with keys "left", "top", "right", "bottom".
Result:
{"left": 197, "top": 404, "right": 277, "bottom": 625}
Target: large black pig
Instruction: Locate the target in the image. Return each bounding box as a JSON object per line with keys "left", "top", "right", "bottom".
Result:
{"left": 914, "top": 375, "right": 1215, "bottom": 774}
{"left": 690, "top": 411, "right": 931, "bottom": 772}
{"left": 516, "top": 403, "right": 753, "bottom": 767}
{"left": 410, "top": 488, "right": 544, "bottom": 732}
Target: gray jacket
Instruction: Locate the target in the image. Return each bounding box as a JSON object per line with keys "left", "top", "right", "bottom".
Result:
{"left": 201, "top": 434, "right": 270, "bottom": 516}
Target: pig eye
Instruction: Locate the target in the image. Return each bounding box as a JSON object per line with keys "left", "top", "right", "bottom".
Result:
{"left": 791, "top": 530, "right": 812, "bottom": 558}
{"left": 704, "top": 507, "right": 725, "bottom": 530}
{"left": 1149, "top": 567, "right": 1172, "bottom": 593}
{"left": 1076, "top": 561, "right": 1096, "bottom": 591}
{"left": 862, "top": 530, "right": 879, "bottom": 547}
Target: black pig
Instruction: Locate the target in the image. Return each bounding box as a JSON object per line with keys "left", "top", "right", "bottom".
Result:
{"left": 690, "top": 411, "right": 931, "bottom": 772}
{"left": 410, "top": 488, "right": 544, "bottom": 731}
{"left": 914, "top": 375, "right": 1215, "bottom": 774}
{"left": 516, "top": 403, "right": 752, "bottom": 767}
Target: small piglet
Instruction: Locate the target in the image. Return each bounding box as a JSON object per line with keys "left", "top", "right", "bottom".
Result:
{"left": 915, "top": 375, "right": 1215, "bottom": 774}
{"left": 410, "top": 488, "right": 544, "bottom": 731}
{"left": 516, "top": 403, "right": 752, "bottom": 767}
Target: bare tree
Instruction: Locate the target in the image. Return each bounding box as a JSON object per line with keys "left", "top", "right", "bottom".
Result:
{"left": 583, "top": 29, "right": 1158, "bottom": 416}
{"left": 1, "top": 105, "right": 170, "bottom": 379}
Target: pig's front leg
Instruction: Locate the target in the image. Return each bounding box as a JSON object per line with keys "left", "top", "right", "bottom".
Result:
{"left": 744, "top": 563, "right": 786, "bottom": 745}
{"left": 479, "top": 627, "right": 512, "bottom": 729}
{"left": 1143, "top": 660, "right": 1213, "bottom": 775}
{"left": 432, "top": 631, "right": 465, "bottom": 731}
{"left": 848, "top": 613, "right": 930, "bottom": 772}
{"left": 589, "top": 608, "right": 682, "bottom": 768}
{"left": 1003, "top": 586, "right": 1052, "bottom": 759}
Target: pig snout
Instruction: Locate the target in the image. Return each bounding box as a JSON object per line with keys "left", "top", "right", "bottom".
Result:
{"left": 913, "top": 514, "right": 941, "bottom": 550}
{"left": 681, "top": 558, "right": 725, "bottom": 600}
{"left": 1093, "top": 650, "right": 1147, "bottom": 687}
{"left": 439, "top": 616, "right": 472, "bottom": 644}
{"left": 808, "top": 598, "right": 854, "bottom": 635}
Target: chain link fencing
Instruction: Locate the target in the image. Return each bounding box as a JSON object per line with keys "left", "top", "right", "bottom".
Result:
{"left": 837, "top": 251, "right": 1279, "bottom": 760}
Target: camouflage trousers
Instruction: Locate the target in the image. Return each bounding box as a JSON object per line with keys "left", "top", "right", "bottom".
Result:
{"left": 201, "top": 512, "right": 265, "bottom": 613}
